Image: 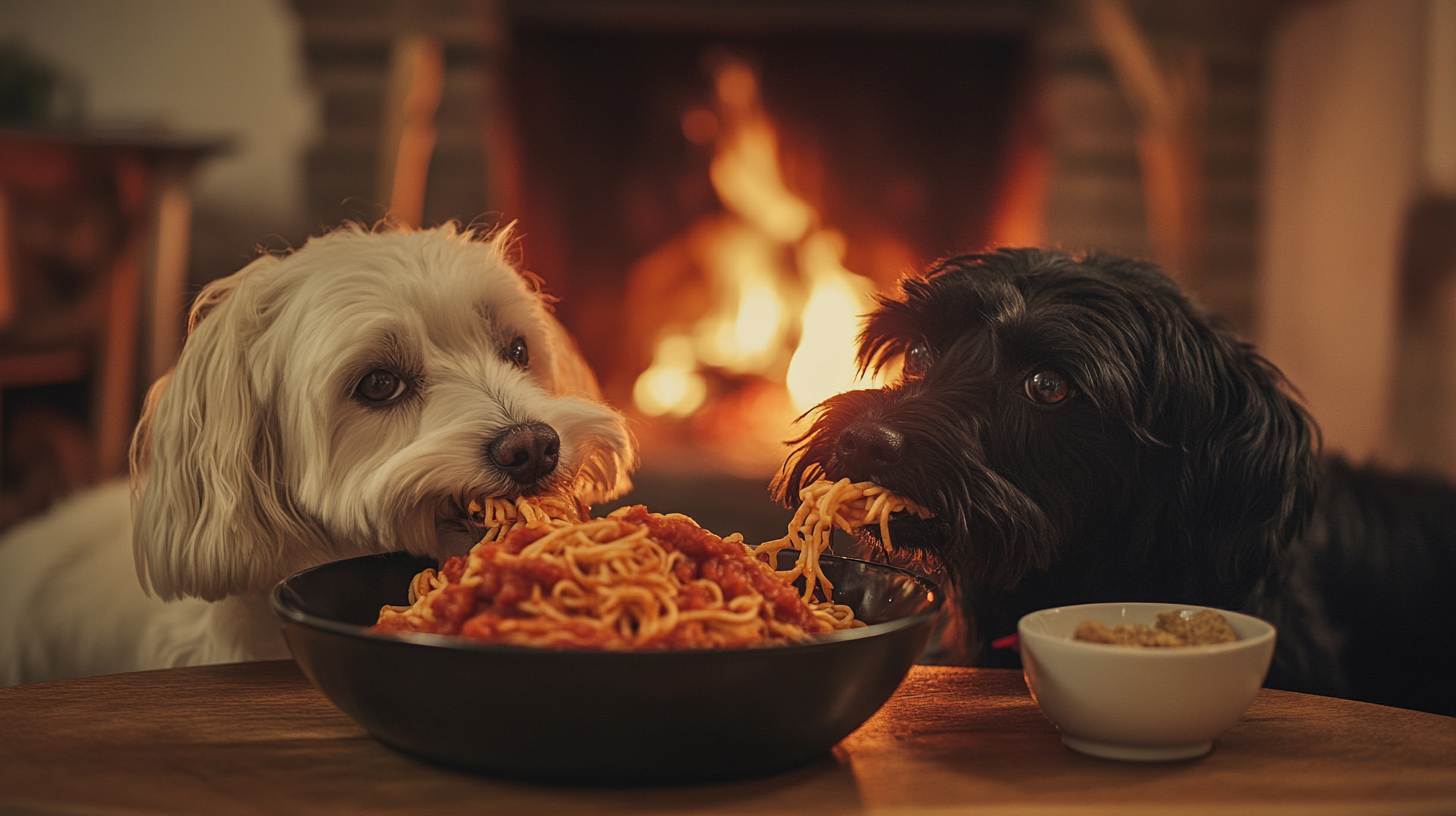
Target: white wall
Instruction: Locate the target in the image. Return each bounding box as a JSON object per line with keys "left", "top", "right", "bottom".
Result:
{"left": 0, "top": 0, "right": 318, "bottom": 241}
{"left": 1259, "top": 0, "right": 1455, "bottom": 470}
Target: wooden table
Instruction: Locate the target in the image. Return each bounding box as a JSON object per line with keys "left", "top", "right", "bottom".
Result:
{"left": 2, "top": 661, "right": 1453, "bottom": 815}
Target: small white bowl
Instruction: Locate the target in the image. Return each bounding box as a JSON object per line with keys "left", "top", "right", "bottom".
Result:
{"left": 1018, "top": 602, "right": 1276, "bottom": 762}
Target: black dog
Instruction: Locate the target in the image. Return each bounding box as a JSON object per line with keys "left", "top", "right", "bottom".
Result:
{"left": 777, "top": 248, "right": 1456, "bottom": 716}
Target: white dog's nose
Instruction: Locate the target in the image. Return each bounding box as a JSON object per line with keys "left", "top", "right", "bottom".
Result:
{"left": 488, "top": 422, "right": 561, "bottom": 485}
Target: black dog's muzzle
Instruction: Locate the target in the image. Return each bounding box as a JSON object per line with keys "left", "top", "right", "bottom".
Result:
{"left": 835, "top": 419, "right": 907, "bottom": 481}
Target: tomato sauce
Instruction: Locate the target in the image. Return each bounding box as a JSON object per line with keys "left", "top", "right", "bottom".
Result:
{"left": 373, "top": 506, "right": 830, "bottom": 647}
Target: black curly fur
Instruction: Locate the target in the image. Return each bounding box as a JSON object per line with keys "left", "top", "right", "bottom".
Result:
{"left": 776, "top": 248, "right": 1456, "bottom": 716}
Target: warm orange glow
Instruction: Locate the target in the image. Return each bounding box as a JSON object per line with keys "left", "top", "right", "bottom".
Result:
{"left": 632, "top": 56, "right": 879, "bottom": 431}
{"left": 680, "top": 108, "right": 718, "bottom": 145}
{"left": 786, "top": 230, "right": 876, "bottom": 412}
{"left": 693, "top": 225, "right": 788, "bottom": 372}
{"left": 708, "top": 62, "right": 813, "bottom": 244}
{"left": 634, "top": 336, "right": 706, "bottom": 418}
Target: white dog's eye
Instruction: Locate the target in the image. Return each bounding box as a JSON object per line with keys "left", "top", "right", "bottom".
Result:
{"left": 903, "top": 340, "right": 933, "bottom": 379}
{"left": 506, "top": 336, "right": 529, "bottom": 369}
{"left": 355, "top": 369, "right": 408, "bottom": 403}
{"left": 1024, "top": 369, "right": 1072, "bottom": 405}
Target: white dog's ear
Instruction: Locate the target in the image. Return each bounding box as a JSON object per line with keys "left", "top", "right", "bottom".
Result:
{"left": 129, "top": 253, "right": 330, "bottom": 601}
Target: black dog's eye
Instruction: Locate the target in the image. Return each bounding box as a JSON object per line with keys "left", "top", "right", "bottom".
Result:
{"left": 903, "top": 340, "right": 934, "bottom": 379}
{"left": 506, "top": 336, "right": 529, "bottom": 369}
{"left": 355, "top": 369, "right": 408, "bottom": 403}
{"left": 1024, "top": 369, "right": 1072, "bottom": 405}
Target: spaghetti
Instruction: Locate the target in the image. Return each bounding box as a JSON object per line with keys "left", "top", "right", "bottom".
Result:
{"left": 468, "top": 494, "right": 584, "bottom": 544}
{"left": 374, "top": 500, "right": 862, "bottom": 650}
{"left": 754, "top": 478, "right": 933, "bottom": 602}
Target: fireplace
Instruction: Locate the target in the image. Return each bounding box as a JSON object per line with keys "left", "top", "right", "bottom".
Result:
{"left": 293, "top": 0, "right": 1274, "bottom": 542}
{"left": 503, "top": 10, "right": 1044, "bottom": 498}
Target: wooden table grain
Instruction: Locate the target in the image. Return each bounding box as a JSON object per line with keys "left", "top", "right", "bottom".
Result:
{"left": 1, "top": 661, "right": 1453, "bottom": 815}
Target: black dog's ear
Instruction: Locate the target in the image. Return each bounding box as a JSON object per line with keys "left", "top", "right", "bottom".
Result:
{"left": 1155, "top": 309, "right": 1319, "bottom": 608}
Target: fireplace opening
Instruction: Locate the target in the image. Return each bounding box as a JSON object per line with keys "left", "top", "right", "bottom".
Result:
{"left": 503, "top": 17, "right": 1043, "bottom": 537}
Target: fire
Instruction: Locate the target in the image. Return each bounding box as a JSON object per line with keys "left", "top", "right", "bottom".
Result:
{"left": 632, "top": 336, "right": 705, "bottom": 418}
{"left": 633, "top": 57, "right": 880, "bottom": 425}
{"left": 787, "top": 230, "right": 874, "bottom": 412}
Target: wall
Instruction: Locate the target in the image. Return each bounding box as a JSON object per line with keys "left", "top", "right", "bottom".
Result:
{"left": 1260, "top": 0, "right": 1456, "bottom": 476}
{"left": 292, "top": 0, "right": 499, "bottom": 236}
{"left": 1039, "top": 0, "right": 1272, "bottom": 336}
{"left": 0, "top": 0, "right": 319, "bottom": 283}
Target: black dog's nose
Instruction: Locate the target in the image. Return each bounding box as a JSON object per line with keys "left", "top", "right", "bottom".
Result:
{"left": 837, "top": 420, "right": 905, "bottom": 478}
{"left": 487, "top": 422, "right": 561, "bottom": 485}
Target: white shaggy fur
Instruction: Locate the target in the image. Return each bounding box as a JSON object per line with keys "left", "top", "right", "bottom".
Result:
{"left": 0, "top": 225, "right": 636, "bottom": 686}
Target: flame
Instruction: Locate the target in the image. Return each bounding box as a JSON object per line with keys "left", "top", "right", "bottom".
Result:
{"left": 632, "top": 56, "right": 879, "bottom": 440}
{"left": 709, "top": 61, "right": 814, "bottom": 243}
{"left": 634, "top": 335, "right": 706, "bottom": 418}
{"left": 787, "top": 230, "right": 875, "bottom": 412}
{"left": 694, "top": 226, "right": 788, "bottom": 372}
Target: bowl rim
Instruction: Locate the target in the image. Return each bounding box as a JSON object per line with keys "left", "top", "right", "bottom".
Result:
{"left": 271, "top": 550, "right": 945, "bottom": 659}
{"left": 1017, "top": 601, "right": 1276, "bottom": 656}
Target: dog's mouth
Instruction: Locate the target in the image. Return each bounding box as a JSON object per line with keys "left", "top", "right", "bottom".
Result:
{"left": 433, "top": 493, "right": 488, "bottom": 553}
{"left": 812, "top": 460, "right": 941, "bottom": 540}
{"left": 436, "top": 485, "right": 586, "bottom": 555}
{"left": 857, "top": 508, "right": 950, "bottom": 553}
{"left": 803, "top": 464, "right": 952, "bottom": 555}
{"left": 436, "top": 490, "right": 533, "bottom": 553}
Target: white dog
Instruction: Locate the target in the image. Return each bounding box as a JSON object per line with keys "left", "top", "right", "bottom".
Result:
{"left": 0, "top": 225, "right": 636, "bottom": 685}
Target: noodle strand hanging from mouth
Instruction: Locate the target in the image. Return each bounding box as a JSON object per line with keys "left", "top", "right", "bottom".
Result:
{"left": 469, "top": 494, "right": 583, "bottom": 544}
{"left": 754, "top": 478, "right": 933, "bottom": 602}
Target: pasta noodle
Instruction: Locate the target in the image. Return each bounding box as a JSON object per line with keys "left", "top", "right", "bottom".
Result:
{"left": 468, "top": 494, "right": 584, "bottom": 544}
{"left": 374, "top": 499, "right": 863, "bottom": 650}
{"left": 397, "top": 494, "right": 584, "bottom": 606}
{"left": 754, "top": 478, "right": 933, "bottom": 602}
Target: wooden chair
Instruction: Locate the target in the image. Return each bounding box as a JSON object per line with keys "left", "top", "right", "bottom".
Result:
{"left": 0, "top": 128, "right": 219, "bottom": 523}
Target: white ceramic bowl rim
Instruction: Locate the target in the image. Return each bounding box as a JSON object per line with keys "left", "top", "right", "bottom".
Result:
{"left": 1018, "top": 602, "right": 1276, "bottom": 655}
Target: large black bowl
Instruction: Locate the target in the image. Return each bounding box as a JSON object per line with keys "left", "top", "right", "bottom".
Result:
{"left": 272, "top": 549, "right": 942, "bottom": 785}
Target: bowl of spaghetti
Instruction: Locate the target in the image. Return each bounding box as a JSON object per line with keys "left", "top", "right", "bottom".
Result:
{"left": 272, "top": 491, "right": 943, "bottom": 784}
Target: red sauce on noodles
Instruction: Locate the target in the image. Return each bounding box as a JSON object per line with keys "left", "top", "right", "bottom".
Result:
{"left": 372, "top": 505, "right": 829, "bottom": 648}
